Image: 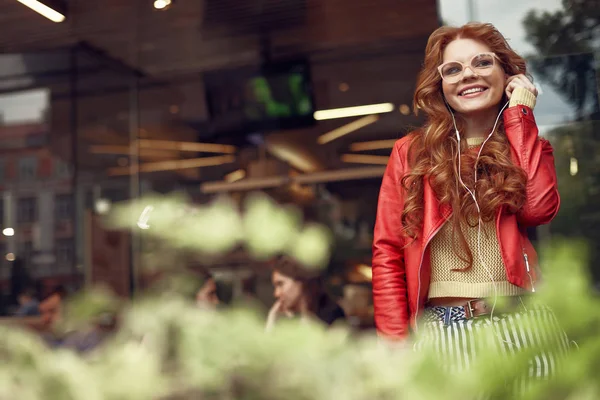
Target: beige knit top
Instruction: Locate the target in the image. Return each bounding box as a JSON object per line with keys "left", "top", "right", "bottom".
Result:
{"left": 427, "top": 136, "right": 527, "bottom": 299}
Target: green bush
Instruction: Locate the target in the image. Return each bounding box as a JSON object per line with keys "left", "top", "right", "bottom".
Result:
{"left": 1, "top": 195, "right": 596, "bottom": 399}
{"left": 1, "top": 240, "right": 599, "bottom": 399}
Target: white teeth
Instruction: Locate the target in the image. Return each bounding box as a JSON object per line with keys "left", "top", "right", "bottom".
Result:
{"left": 461, "top": 87, "right": 485, "bottom": 96}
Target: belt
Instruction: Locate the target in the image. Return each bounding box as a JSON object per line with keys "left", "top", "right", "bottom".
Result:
{"left": 464, "top": 298, "right": 491, "bottom": 319}
{"left": 426, "top": 296, "right": 527, "bottom": 325}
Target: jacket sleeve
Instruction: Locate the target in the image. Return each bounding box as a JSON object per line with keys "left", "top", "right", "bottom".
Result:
{"left": 503, "top": 89, "right": 560, "bottom": 226}
{"left": 372, "top": 140, "right": 410, "bottom": 340}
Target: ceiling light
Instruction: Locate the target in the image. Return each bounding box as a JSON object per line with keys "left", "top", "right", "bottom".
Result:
{"left": 107, "top": 155, "right": 235, "bottom": 176}
{"left": 570, "top": 157, "right": 578, "bottom": 176}
{"left": 317, "top": 115, "right": 379, "bottom": 145}
{"left": 357, "top": 264, "right": 373, "bottom": 281}
{"left": 2, "top": 228, "right": 15, "bottom": 237}
{"left": 265, "top": 144, "right": 319, "bottom": 172}
{"left": 17, "top": 0, "right": 66, "bottom": 23}
{"left": 95, "top": 199, "right": 112, "bottom": 215}
{"left": 350, "top": 139, "right": 397, "bottom": 152}
{"left": 137, "top": 206, "right": 153, "bottom": 230}
{"left": 314, "top": 103, "right": 394, "bottom": 121}
{"left": 153, "top": 0, "right": 172, "bottom": 10}
{"left": 139, "top": 140, "right": 236, "bottom": 153}
{"left": 202, "top": 176, "right": 288, "bottom": 193}
{"left": 341, "top": 154, "right": 390, "bottom": 165}
{"left": 89, "top": 141, "right": 236, "bottom": 155}
{"left": 201, "top": 166, "right": 386, "bottom": 193}
{"left": 293, "top": 166, "right": 385, "bottom": 184}
{"left": 89, "top": 146, "right": 175, "bottom": 158}
{"left": 225, "top": 169, "right": 246, "bottom": 183}
{"left": 399, "top": 104, "right": 411, "bottom": 115}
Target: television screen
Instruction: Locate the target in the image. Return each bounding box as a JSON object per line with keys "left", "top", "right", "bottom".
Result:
{"left": 204, "top": 60, "right": 315, "bottom": 135}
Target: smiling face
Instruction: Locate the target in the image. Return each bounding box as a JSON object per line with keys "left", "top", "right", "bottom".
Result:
{"left": 441, "top": 38, "right": 506, "bottom": 117}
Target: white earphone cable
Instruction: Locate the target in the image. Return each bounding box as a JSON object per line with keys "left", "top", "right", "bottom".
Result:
{"left": 449, "top": 100, "right": 515, "bottom": 345}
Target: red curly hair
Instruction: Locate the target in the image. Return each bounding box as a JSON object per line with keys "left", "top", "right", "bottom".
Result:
{"left": 402, "top": 23, "right": 528, "bottom": 267}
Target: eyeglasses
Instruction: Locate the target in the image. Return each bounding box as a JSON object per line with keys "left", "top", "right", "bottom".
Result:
{"left": 437, "top": 52, "right": 501, "bottom": 84}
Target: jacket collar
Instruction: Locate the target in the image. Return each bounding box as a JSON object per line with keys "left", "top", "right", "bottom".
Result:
{"left": 422, "top": 176, "right": 452, "bottom": 240}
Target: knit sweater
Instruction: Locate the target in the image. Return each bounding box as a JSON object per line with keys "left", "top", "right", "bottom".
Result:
{"left": 428, "top": 87, "right": 535, "bottom": 299}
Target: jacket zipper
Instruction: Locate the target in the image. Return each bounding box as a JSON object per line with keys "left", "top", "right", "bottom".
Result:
{"left": 523, "top": 249, "right": 536, "bottom": 293}
{"left": 414, "top": 220, "right": 447, "bottom": 331}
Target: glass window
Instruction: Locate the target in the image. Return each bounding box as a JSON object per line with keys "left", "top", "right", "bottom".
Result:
{"left": 55, "top": 238, "right": 74, "bottom": 266}
{"left": 0, "top": 158, "right": 5, "bottom": 184}
{"left": 0, "top": 88, "right": 50, "bottom": 126}
{"left": 54, "top": 159, "right": 72, "bottom": 179}
{"left": 55, "top": 194, "right": 72, "bottom": 221}
{"left": 18, "top": 156, "right": 37, "bottom": 181}
{"left": 0, "top": 242, "right": 7, "bottom": 279}
{"left": 17, "top": 197, "right": 37, "bottom": 224}
{"left": 18, "top": 241, "right": 33, "bottom": 263}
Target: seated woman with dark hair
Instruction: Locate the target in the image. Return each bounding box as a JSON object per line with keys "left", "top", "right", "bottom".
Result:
{"left": 266, "top": 256, "right": 345, "bottom": 331}
{"left": 195, "top": 270, "right": 220, "bottom": 310}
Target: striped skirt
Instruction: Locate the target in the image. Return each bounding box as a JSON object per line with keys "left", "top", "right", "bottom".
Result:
{"left": 414, "top": 302, "right": 571, "bottom": 394}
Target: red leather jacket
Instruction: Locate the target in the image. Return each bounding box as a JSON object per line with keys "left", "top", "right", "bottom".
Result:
{"left": 372, "top": 105, "right": 560, "bottom": 340}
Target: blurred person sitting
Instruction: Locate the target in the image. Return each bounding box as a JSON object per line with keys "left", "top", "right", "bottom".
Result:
{"left": 61, "top": 312, "right": 118, "bottom": 354}
{"left": 14, "top": 287, "right": 40, "bottom": 317}
{"left": 39, "top": 285, "right": 68, "bottom": 328}
{"left": 37, "top": 285, "right": 69, "bottom": 347}
{"left": 266, "top": 256, "right": 345, "bottom": 331}
{"left": 196, "top": 270, "right": 220, "bottom": 310}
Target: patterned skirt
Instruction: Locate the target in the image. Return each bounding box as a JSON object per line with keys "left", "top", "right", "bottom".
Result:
{"left": 414, "top": 302, "right": 571, "bottom": 395}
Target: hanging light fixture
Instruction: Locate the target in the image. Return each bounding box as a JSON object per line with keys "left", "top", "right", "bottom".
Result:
{"left": 153, "top": 0, "right": 173, "bottom": 10}
{"left": 17, "top": 0, "right": 66, "bottom": 23}
{"left": 314, "top": 103, "right": 394, "bottom": 121}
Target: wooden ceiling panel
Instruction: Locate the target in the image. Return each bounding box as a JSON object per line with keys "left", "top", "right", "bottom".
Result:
{"left": 0, "top": 0, "right": 438, "bottom": 77}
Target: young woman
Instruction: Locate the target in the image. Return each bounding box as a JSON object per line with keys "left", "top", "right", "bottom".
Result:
{"left": 266, "top": 256, "right": 345, "bottom": 331}
{"left": 372, "top": 23, "right": 569, "bottom": 375}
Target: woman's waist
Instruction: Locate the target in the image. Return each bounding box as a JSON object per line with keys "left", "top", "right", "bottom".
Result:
{"left": 423, "top": 294, "right": 532, "bottom": 323}
{"left": 428, "top": 297, "right": 478, "bottom": 307}
{"left": 426, "top": 294, "right": 532, "bottom": 313}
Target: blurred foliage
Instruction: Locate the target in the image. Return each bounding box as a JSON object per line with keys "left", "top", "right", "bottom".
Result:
{"left": 62, "top": 285, "right": 121, "bottom": 329}
{"left": 106, "top": 191, "right": 332, "bottom": 270}
{"left": 0, "top": 240, "right": 598, "bottom": 399}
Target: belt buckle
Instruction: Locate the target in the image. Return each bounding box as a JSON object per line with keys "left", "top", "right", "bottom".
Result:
{"left": 466, "top": 300, "right": 477, "bottom": 319}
